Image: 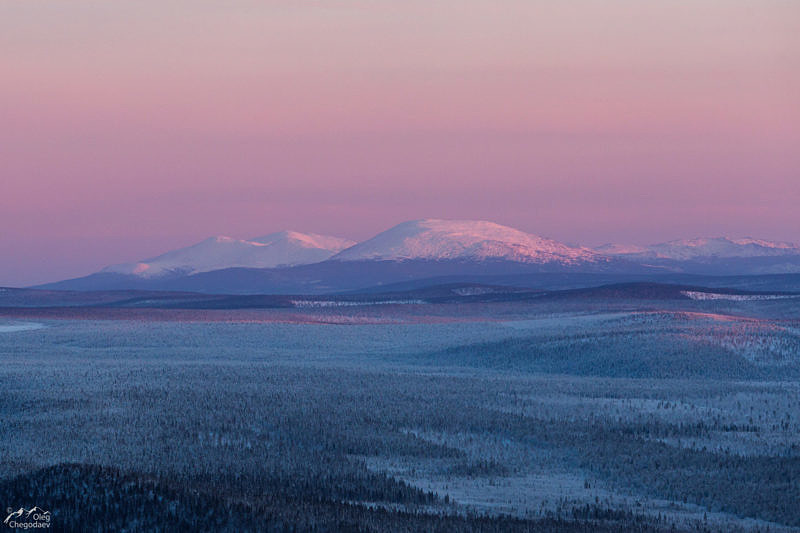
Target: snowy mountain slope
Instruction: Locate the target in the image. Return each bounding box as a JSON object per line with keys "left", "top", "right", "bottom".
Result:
{"left": 597, "top": 237, "right": 800, "bottom": 261}
{"left": 38, "top": 220, "right": 800, "bottom": 293}
{"left": 331, "top": 219, "right": 605, "bottom": 265}
{"left": 249, "top": 231, "right": 356, "bottom": 265}
{"left": 102, "top": 232, "right": 355, "bottom": 278}
{"left": 594, "top": 243, "right": 650, "bottom": 256}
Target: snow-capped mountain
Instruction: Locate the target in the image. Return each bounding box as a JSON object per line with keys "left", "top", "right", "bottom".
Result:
{"left": 597, "top": 237, "right": 800, "bottom": 261}
{"left": 102, "top": 231, "right": 355, "bottom": 278}
{"left": 36, "top": 221, "right": 800, "bottom": 293}
{"left": 332, "top": 219, "right": 604, "bottom": 265}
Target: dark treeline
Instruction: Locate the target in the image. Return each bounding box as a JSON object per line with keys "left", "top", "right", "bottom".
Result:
{"left": 0, "top": 464, "right": 675, "bottom": 532}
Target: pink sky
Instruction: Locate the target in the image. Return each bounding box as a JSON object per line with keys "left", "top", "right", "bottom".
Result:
{"left": 2, "top": 1, "right": 799, "bottom": 286}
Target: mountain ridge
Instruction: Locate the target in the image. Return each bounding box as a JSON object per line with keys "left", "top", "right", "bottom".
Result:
{"left": 32, "top": 219, "right": 800, "bottom": 293}
{"left": 597, "top": 236, "right": 800, "bottom": 260}
{"left": 102, "top": 231, "right": 355, "bottom": 278}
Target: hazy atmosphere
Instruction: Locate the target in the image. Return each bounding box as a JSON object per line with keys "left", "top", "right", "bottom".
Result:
{"left": 2, "top": 1, "right": 799, "bottom": 286}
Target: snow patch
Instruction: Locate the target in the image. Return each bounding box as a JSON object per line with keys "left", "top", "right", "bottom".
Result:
{"left": 0, "top": 322, "right": 46, "bottom": 333}
{"left": 452, "top": 287, "right": 496, "bottom": 296}
{"left": 291, "top": 299, "right": 425, "bottom": 308}
{"left": 681, "top": 291, "right": 800, "bottom": 301}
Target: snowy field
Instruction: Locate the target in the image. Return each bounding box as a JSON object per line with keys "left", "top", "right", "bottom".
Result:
{"left": 0, "top": 304, "right": 798, "bottom": 531}
{"left": 0, "top": 322, "right": 45, "bottom": 333}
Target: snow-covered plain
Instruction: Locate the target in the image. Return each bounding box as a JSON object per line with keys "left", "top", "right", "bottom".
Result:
{"left": 0, "top": 322, "right": 45, "bottom": 333}
{"left": 1, "top": 300, "right": 799, "bottom": 531}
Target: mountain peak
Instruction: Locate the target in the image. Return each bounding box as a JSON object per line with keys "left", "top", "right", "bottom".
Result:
{"left": 332, "top": 219, "right": 602, "bottom": 264}
{"left": 597, "top": 236, "right": 800, "bottom": 260}
{"left": 251, "top": 231, "right": 355, "bottom": 251}
{"left": 102, "top": 231, "right": 355, "bottom": 278}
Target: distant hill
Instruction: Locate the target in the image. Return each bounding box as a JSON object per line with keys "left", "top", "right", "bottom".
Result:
{"left": 597, "top": 237, "right": 800, "bottom": 261}
{"left": 7, "top": 282, "right": 798, "bottom": 311}
{"left": 101, "top": 231, "right": 355, "bottom": 278}
{"left": 38, "top": 257, "right": 648, "bottom": 294}
{"left": 596, "top": 237, "right": 800, "bottom": 276}
{"left": 332, "top": 219, "right": 605, "bottom": 265}
{"left": 34, "top": 219, "right": 800, "bottom": 294}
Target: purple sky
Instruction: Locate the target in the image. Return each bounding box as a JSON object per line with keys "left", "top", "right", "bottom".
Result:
{"left": 2, "top": 1, "right": 799, "bottom": 286}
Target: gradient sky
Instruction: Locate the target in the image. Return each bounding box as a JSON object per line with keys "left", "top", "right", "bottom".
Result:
{"left": 2, "top": 1, "right": 799, "bottom": 286}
